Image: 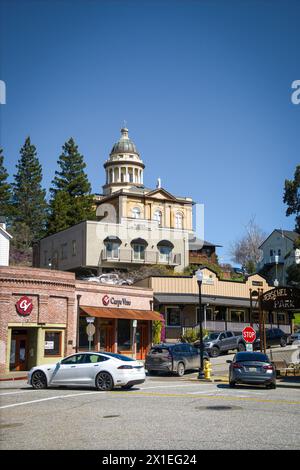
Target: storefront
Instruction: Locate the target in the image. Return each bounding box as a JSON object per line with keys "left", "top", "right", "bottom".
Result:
{"left": 135, "top": 268, "right": 292, "bottom": 341}
{"left": 0, "top": 267, "right": 159, "bottom": 374}
{"left": 76, "top": 281, "right": 161, "bottom": 360}
{"left": 0, "top": 267, "right": 76, "bottom": 374}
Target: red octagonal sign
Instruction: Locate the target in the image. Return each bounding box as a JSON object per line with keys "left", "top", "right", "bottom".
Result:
{"left": 242, "top": 326, "right": 256, "bottom": 343}
{"left": 16, "top": 296, "right": 33, "bottom": 316}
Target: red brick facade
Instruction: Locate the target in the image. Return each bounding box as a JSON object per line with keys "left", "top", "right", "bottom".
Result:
{"left": 0, "top": 266, "right": 76, "bottom": 373}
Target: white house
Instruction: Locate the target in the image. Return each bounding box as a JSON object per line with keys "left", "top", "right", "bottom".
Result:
{"left": 0, "top": 220, "right": 12, "bottom": 266}
{"left": 258, "top": 229, "right": 299, "bottom": 285}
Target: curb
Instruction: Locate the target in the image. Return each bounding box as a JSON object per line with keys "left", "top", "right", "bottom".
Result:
{"left": 0, "top": 376, "right": 27, "bottom": 382}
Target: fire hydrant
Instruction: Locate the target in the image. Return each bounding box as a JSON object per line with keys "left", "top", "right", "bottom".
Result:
{"left": 204, "top": 360, "right": 212, "bottom": 380}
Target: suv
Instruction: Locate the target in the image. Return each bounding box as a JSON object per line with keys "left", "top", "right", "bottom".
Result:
{"left": 201, "top": 331, "right": 260, "bottom": 358}
{"left": 145, "top": 343, "right": 209, "bottom": 377}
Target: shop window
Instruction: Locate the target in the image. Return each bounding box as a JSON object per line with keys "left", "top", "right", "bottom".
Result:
{"left": 277, "top": 313, "right": 286, "bottom": 324}
{"left": 230, "top": 310, "right": 245, "bottom": 323}
{"left": 117, "top": 319, "right": 132, "bottom": 352}
{"left": 166, "top": 307, "right": 181, "bottom": 327}
{"left": 44, "top": 331, "right": 62, "bottom": 356}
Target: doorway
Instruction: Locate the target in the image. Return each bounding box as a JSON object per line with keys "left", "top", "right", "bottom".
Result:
{"left": 10, "top": 330, "right": 28, "bottom": 371}
{"left": 99, "top": 322, "right": 114, "bottom": 352}
{"left": 136, "top": 322, "right": 149, "bottom": 360}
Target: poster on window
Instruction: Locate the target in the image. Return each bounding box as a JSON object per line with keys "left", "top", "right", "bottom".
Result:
{"left": 44, "top": 341, "right": 54, "bottom": 350}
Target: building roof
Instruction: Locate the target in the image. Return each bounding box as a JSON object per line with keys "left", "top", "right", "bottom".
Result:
{"left": 154, "top": 293, "right": 252, "bottom": 308}
{"left": 110, "top": 127, "right": 140, "bottom": 156}
{"left": 0, "top": 225, "right": 13, "bottom": 240}
{"left": 189, "top": 234, "right": 222, "bottom": 250}
{"left": 259, "top": 229, "right": 299, "bottom": 248}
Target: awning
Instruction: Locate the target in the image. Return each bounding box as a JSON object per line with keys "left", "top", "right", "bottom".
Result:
{"left": 80, "top": 305, "right": 162, "bottom": 321}
{"left": 154, "top": 294, "right": 252, "bottom": 308}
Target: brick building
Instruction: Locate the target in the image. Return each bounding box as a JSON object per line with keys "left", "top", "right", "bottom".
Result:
{"left": 0, "top": 266, "right": 160, "bottom": 374}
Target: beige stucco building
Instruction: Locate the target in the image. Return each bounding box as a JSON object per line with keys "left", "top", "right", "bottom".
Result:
{"left": 135, "top": 267, "right": 292, "bottom": 341}
{"left": 35, "top": 127, "right": 194, "bottom": 273}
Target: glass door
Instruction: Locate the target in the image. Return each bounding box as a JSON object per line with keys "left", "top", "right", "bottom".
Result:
{"left": 10, "top": 333, "right": 28, "bottom": 371}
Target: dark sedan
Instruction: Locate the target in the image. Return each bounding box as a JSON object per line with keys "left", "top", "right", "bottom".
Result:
{"left": 227, "top": 352, "right": 276, "bottom": 389}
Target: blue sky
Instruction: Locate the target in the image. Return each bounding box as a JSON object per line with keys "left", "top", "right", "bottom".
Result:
{"left": 0, "top": 0, "right": 299, "bottom": 264}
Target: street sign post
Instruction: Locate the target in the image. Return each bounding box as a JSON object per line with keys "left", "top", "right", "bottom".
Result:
{"left": 86, "top": 323, "right": 96, "bottom": 351}
{"left": 242, "top": 326, "right": 256, "bottom": 344}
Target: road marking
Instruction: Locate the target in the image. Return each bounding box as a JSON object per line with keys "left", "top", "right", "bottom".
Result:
{"left": 0, "top": 391, "right": 105, "bottom": 410}
{"left": 113, "top": 391, "right": 300, "bottom": 406}
{"left": 140, "top": 384, "right": 212, "bottom": 391}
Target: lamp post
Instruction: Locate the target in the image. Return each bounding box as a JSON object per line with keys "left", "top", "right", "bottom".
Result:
{"left": 196, "top": 269, "right": 205, "bottom": 379}
{"left": 274, "top": 255, "right": 279, "bottom": 287}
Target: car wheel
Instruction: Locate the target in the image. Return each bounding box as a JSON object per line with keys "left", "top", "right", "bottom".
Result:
{"left": 31, "top": 370, "right": 47, "bottom": 389}
{"left": 177, "top": 362, "right": 185, "bottom": 377}
{"left": 280, "top": 338, "right": 287, "bottom": 347}
{"left": 238, "top": 343, "right": 246, "bottom": 352}
{"left": 267, "top": 383, "right": 276, "bottom": 390}
{"left": 95, "top": 372, "right": 114, "bottom": 391}
{"left": 210, "top": 347, "right": 220, "bottom": 358}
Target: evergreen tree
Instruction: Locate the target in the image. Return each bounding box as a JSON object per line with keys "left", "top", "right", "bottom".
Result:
{"left": 48, "top": 138, "right": 95, "bottom": 235}
{"left": 283, "top": 165, "right": 300, "bottom": 234}
{"left": 0, "top": 148, "right": 12, "bottom": 217}
{"left": 12, "top": 137, "right": 48, "bottom": 244}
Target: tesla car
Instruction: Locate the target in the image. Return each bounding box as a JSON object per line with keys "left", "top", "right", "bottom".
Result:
{"left": 28, "top": 352, "right": 146, "bottom": 391}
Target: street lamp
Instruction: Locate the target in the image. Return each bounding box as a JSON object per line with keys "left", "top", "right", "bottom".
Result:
{"left": 274, "top": 255, "right": 279, "bottom": 287}
{"left": 195, "top": 269, "right": 205, "bottom": 379}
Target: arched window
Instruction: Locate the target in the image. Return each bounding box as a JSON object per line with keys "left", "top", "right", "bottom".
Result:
{"left": 175, "top": 212, "right": 183, "bottom": 229}
{"left": 132, "top": 207, "right": 141, "bottom": 219}
{"left": 154, "top": 210, "right": 162, "bottom": 226}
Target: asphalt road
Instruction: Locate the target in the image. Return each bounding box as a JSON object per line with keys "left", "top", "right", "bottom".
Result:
{"left": 1, "top": 372, "right": 300, "bottom": 450}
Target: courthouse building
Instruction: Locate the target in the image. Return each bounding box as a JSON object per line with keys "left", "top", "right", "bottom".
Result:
{"left": 34, "top": 127, "right": 194, "bottom": 274}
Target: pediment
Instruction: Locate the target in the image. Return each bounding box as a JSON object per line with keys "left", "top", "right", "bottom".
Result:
{"left": 146, "top": 188, "right": 178, "bottom": 201}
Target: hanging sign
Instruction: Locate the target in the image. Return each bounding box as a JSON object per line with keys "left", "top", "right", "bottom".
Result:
{"left": 262, "top": 288, "right": 300, "bottom": 311}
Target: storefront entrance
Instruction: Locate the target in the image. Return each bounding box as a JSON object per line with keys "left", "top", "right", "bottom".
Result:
{"left": 136, "top": 321, "right": 149, "bottom": 360}
{"left": 99, "top": 321, "right": 114, "bottom": 352}
{"left": 10, "top": 330, "right": 28, "bottom": 371}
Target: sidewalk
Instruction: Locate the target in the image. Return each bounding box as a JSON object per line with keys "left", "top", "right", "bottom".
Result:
{"left": 0, "top": 371, "right": 28, "bottom": 382}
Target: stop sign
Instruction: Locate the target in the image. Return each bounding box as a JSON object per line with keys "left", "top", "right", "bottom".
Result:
{"left": 242, "top": 326, "right": 256, "bottom": 343}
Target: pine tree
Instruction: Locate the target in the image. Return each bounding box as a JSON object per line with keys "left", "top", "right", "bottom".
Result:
{"left": 284, "top": 165, "right": 300, "bottom": 234}
{"left": 47, "top": 138, "right": 95, "bottom": 235}
{"left": 0, "top": 148, "right": 12, "bottom": 217}
{"left": 12, "top": 137, "right": 48, "bottom": 244}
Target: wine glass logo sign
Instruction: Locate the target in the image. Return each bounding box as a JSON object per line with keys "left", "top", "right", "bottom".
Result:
{"left": 16, "top": 296, "right": 33, "bottom": 316}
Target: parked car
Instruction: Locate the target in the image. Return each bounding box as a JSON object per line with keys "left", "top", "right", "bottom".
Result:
{"left": 145, "top": 343, "right": 209, "bottom": 377}
{"left": 256, "top": 328, "right": 289, "bottom": 349}
{"left": 202, "top": 331, "right": 260, "bottom": 357}
{"left": 287, "top": 332, "right": 300, "bottom": 345}
{"left": 28, "top": 352, "right": 145, "bottom": 391}
{"left": 79, "top": 273, "right": 133, "bottom": 286}
{"left": 227, "top": 351, "right": 276, "bottom": 389}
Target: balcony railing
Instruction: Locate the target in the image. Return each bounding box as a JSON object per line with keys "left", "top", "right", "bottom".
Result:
{"left": 101, "top": 248, "right": 181, "bottom": 266}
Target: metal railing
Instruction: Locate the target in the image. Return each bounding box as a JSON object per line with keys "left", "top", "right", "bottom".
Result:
{"left": 101, "top": 248, "right": 181, "bottom": 266}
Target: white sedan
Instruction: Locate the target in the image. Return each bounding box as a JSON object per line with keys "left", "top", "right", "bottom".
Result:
{"left": 28, "top": 352, "right": 146, "bottom": 391}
